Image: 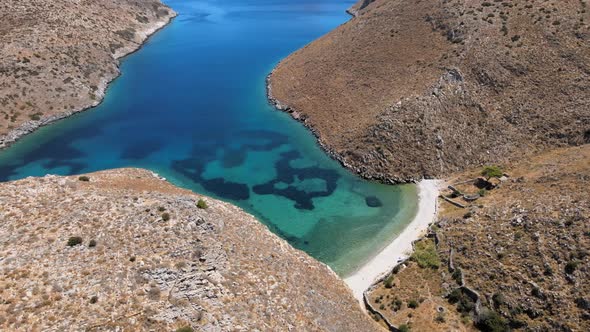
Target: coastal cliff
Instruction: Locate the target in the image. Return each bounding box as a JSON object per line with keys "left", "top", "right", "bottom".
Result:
{"left": 0, "top": 168, "right": 381, "bottom": 331}
{"left": 269, "top": 0, "right": 590, "bottom": 183}
{"left": 0, "top": 0, "right": 176, "bottom": 149}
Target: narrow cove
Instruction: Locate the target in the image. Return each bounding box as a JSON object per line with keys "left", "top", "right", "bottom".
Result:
{"left": 0, "top": 0, "right": 418, "bottom": 276}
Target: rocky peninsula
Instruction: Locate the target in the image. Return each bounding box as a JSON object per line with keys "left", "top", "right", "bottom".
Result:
{"left": 0, "top": 168, "right": 381, "bottom": 331}
{"left": 0, "top": 0, "right": 176, "bottom": 149}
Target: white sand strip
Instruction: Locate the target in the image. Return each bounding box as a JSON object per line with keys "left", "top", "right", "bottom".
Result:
{"left": 344, "top": 179, "right": 441, "bottom": 304}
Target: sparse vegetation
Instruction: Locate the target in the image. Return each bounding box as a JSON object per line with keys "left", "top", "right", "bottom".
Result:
{"left": 481, "top": 166, "right": 503, "bottom": 180}
{"left": 162, "top": 212, "right": 170, "bottom": 221}
{"left": 476, "top": 309, "right": 508, "bottom": 332}
{"left": 411, "top": 239, "right": 440, "bottom": 269}
{"left": 67, "top": 236, "right": 83, "bottom": 247}
{"left": 384, "top": 274, "right": 395, "bottom": 288}
{"left": 448, "top": 289, "right": 475, "bottom": 314}
{"left": 197, "top": 198, "right": 208, "bottom": 209}
{"left": 452, "top": 268, "right": 463, "bottom": 284}
{"left": 492, "top": 293, "right": 505, "bottom": 308}
{"left": 175, "top": 327, "right": 193, "bottom": 332}
{"left": 88, "top": 239, "right": 97, "bottom": 248}
{"left": 393, "top": 298, "right": 403, "bottom": 311}
{"left": 565, "top": 261, "right": 578, "bottom": 274}
{"left": 398, "top": 324, "right": 410, "bottom": 332}
{"left": 78, "top": 176, "right": 90, "bottom": 182}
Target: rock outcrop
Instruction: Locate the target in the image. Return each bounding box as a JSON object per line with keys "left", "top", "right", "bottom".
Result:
{"left": 0, "top": 168, "right": 381, "bottom": 331}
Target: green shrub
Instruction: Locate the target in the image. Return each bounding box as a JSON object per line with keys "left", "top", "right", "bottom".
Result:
{"left": 478, "top": 188, "right": 487, "bottom": 197}
{"left": 411, "top": 240, "right": 440, "bottom": 269}
{"left": 89, "top": 295, "right": 98, "bottom": 304}
{"left": 162, "top": 213, "right": 170, "bottom": 221}
{"left": 392, "top": 298, "right": 403, "bottom": 311}
{"left": 197, "top": 199, "right": 208, "bottom": 209}
{"left": 175, "top": 326, "right": 193, "bottom": 332}
{"left": 448, "top": 289, "right": 462, "bottom": 304}
{"left": 78, "top": 176, "right": 90, "bottom": 182}
{"left": 158, "top": 206, "right": 166, "bottom": 212}
{"left": 88, "top": 239, "right": 97, "bottom": 248}
{"left": 384, "top": 275, "right": 395, "bottom": 288}
{"left": 448, "top": 288, "right": 475, "bottom": 313}
{"left": 452, "top": 268, "right": 463, "bottom": 284}
{"left": 565, "top": 261, "right": 578, "bottom": 274}
{"left": 398, "top": 324, "right": 410, "bottom": 332}
{"left": 476, "top": 309, "right": 508, "bottom": 332}
{"left": 457, "top": 297, "right": 475, "bottom": 313}
{"left": 408, "top": 299, "right": 419, "bottom": 309}
{"left": 67, "top": 236, "right": 83, "bottom": 247}
{"left": 481, "top": 166, "right": 503, "bottom": 179}
{"left": 543, "top": 265, "right": 554, "bottom": 276}
{"left": 492, "top": 293, "right": 505, "bottom": 307}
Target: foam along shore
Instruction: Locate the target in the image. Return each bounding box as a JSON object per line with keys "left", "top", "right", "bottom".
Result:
{"left": 344, "top": 179, "right": 441, "bottom": 304}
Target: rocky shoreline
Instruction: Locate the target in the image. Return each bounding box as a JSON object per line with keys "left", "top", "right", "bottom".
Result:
{"left": 0, "top": 3, "right": 177, "bottom": 150}
{"left": 266, "top": 70, "right": 418, "bottom": 185}
{"left": 266, "top": 0, "right": 590, "bottom": 184}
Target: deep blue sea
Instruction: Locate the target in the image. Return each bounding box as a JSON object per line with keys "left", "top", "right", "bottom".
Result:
{"left": 0, "top": 0, "right": 417, "bottom": 276}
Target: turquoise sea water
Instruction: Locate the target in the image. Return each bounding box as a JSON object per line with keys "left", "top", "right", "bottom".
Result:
{"left": 0, "top": 0, "right": 417, "bottom": 276}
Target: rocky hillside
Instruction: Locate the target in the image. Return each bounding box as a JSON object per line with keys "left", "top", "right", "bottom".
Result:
{"left": 0, "top": 168, "right": 380, "bottom": 331}
{"left": 0, "top": 0, "right": 175, "bottom": 149}
{"left": 269, "top": 0, "right": 590, "bottom": 183}
{"left": 367, "top": 145, "right": 590, "bottom": 331}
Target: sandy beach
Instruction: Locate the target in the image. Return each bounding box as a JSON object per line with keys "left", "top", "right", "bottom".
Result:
{"left": 344, "top": 179, "right": 441, "bottom": 304}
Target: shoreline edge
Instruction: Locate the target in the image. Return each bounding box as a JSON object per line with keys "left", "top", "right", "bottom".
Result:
{"left": 344, "top": 179, "right": 441, "bottom": 304}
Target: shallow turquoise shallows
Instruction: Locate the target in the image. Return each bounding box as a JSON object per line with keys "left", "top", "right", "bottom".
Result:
{"left": 0, "top": 0, "right": 417, "bottom": 276}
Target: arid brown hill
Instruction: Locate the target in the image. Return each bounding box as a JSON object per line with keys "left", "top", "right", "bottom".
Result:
{"left": 0, "top": 0, "right": 175, "bottom": 148}
{"left": 368, "top": 145, "right": 590, "bottom": 331}
{"left": 269, "top": 0, "right": 590, "bottom": 183}
{"left": 0, "top": 168, "right": 381, "bottom": 331}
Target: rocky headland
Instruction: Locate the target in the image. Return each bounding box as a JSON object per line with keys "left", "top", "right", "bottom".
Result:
{"left": 0, "top": 168, "right": 381, "bottom": 331}
{"left": 0, "top": 0, "right": 176, "bottom": 149}
{"left": 268, "top": 0, "right": 590, "bottom": 183}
